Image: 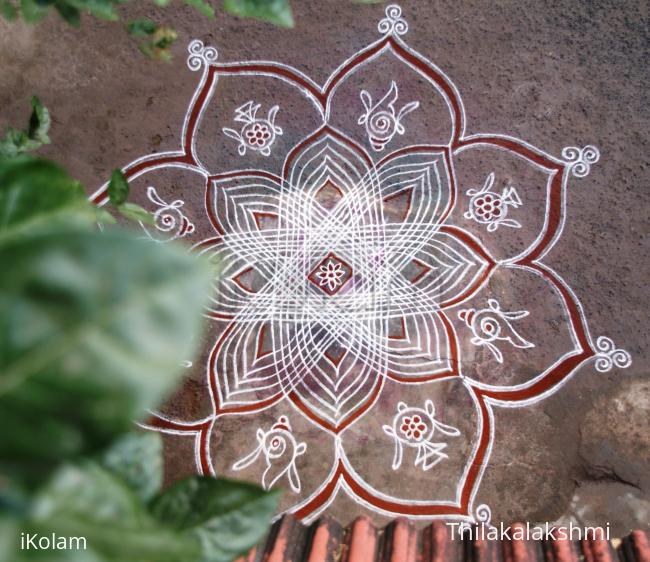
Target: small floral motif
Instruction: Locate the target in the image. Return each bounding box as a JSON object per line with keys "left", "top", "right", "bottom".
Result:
{"left": 316, "top": 259, "right": 345, "bottom": 291}
{"left": 358, "top": 81, "right": 419, "bottom": 151}
{"left": 459, "top": 299, "right": 534, "bottom": 363}
{"left": 562, "top": 145, "right": 600, "bottom": 178}
{"left": 464, "top": 172, "right": 522, "bottom": 232}
{"left": 400, "top": 415, "right": 427, "bottom": 441}
{"left": 244, "top": 122, "right": 272, "bottom": 147}
{"left": 223, "top": 101, "right": 283, "bottom": 156}
{"left": 384, "top": 401, "right": 461, "bottom": 471}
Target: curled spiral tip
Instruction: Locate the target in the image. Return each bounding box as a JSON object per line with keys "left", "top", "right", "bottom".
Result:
{"left": 594, "top": 336, "right": 632, "bottom": 372}
{"left": 187, "top": 39, "right": 218, "bottom": 71}
{"left": 562, "top": 144, "right": 600, "bottom": 178}
{"left": 582, "top": 145, "right": 600, "bottom": 163}
{"left": 386, "top": 4, "right": 402, "bottom": 18}
{"left": 378, "top": 3, "right": 408, "bottom": 36}
{"left": 561, "top": 146, "right": 580, "bottom": 161}
{"left": 595, "top": 336, "right": 615, "bottom": 353}
{"left": 475, "top": 504, "right": 492, "bottom": 524}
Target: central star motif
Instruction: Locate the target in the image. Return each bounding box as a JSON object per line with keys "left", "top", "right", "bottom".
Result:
{"left": 308, "top": 252, "right": 353, "bottom": 296}
{"left": 203, "top": 135, "right": 493, "bottom": 431}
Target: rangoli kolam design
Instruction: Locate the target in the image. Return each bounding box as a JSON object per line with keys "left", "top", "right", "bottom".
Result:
{"left": 92, "top": 5, "right": 631, "bottom": 524}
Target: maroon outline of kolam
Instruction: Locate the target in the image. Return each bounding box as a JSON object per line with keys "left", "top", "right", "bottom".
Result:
{"left": 91, "top": 4, "right": 631, "bottom": 523}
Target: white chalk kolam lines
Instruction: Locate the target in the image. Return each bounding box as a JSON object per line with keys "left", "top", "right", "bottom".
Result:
{"left": 91, "top": 4, "right": 631, "bottom": 524}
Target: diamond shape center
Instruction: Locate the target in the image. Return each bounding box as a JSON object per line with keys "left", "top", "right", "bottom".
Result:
{"left": 307, "top": 252, "right": 353, "bottom": 296}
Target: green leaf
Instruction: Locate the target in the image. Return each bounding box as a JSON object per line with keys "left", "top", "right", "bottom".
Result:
{"left": 0, "top": 1, "right": 17, "bottom": 20}
{"left": 54, "top": 1, "right": 81, "bottom": 25}
{"left": 223, "top": 0, "right": 293, "bottom": 28}
{"left": 0, "top": 517, "right": 22, "bottom": 562}
{"left": 0, "top": 226, "right": 212, "bottom": 485}
{"left": 19, "top": 0, "right": 50, "bottom": 23}
{"left": 0, "top": 97, "right": 51, "bottom": 156}
{"left": 131, "top": 24, "right": 178, "bottom": 61}
{"left": 185, "top": 0, "right": 214, "bottom": 19}
{"left": 127, "top": 17, "right": 157, "bottom": 36}
{"left": 151, "top": 477, "right": 280, "bottom": 562}
{"left": 94, "top": 206, "right": 117, "bottom": 225}
{"left": 101, "top": 432, "right": 162, "bottom": 503}
{"left": 0, "top": 484, "right": 29, "bottom": 517}
{"left": 27, "top": 96, "right": 51, "bottom": 146}
{"left": 33, "top": 463, "right": 144, "bottom": 525}
{"left": 66, "top": 0, "right": 119, "bottom": 21}
{"left": 151, "top": 25, "right": 177, "bottom": 50}
{"left": 30, "top": 463, "right": 201, "bottom": 561}
{"left": 0, "top": 157, "right": 94, "bottom": 244}
{"left": 0, "top": 130, "right": 38, "bottom": 158}
{"left": 118, "top": 201, "right": 154, "bottom": 224}
{"left": 107, "top": 168, "right": 129, "bottom": 206}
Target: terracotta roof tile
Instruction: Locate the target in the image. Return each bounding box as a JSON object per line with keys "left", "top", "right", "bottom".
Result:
{"left": 236, "top": 516, "right": 649, "bottom": 562}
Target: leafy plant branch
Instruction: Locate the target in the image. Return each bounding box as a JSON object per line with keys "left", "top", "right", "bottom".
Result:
{"left": 0, "top": 97, "right": 50, "bottom": 158}
{"left": 0, "top": 99, "right": 280, "bottom": 560}
{"left": 0, "top": 0, "right": 296, "bottom": 61}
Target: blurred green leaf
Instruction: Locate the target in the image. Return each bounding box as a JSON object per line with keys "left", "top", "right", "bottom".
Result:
{"left": 107, "top": 169, "right": 154, "bottom": 223}
{"left": 118, "top": 201, "right": 154, "bottom": 224}
{"left": 0, "top": 157, "right": 94, "bottom": 243}
{"left": 223, "top": 0, "right": 293, "bottom": 28}
{"left": 132, "top": 24, "right": 177, "bottom": 61}
{"left": 27, "top": 97, "right": 51, "bottom": 146}
{"left": 127, "top": 17, "right": 157, "bottom": 36}
{"left": 0, "top": 484, "right": 29, "bottom": 517}
{"left": 0, "top": 97, "right": 51, "bottom": 157}
{"left": 0, "top": 130, "right": 39, "bottom": 158}
{"left": 18, "top": 0, "right": 123, "bottom": 24}
{"left": 29, "top": 463, "right": 201, "bottom": 561}
{"left": 94, "top": 206, "right": 118, "bottom": 225}
{"left": 5, "top": 0, "right": 295, "bottom": 48}
{"left": 33, "top": 463, "right": 145, "bottom": 525}
{"left": 18, "top": 0, "right": 49, "bottom": 23}
{"left": 152, "top": 477, "right": 280, "bottom": 562}
{"left": 0, "top": 91, "right": 274, "bottom": 559}
{"left": 72, "top": 0, "right": 119, "bottom": 21}
{"left": 0, "top": 0, "right": 17, "bottom": 20}
{"left": 151, "top": 25, "right": 177, "bottom": 49}
{"left": 54, "top": 1, "right": 81, "bottom": 25}
{"left": 0, "top": 225, "right": 212, "bottom": 485}
{"left": 107, "top": 168, "right": 129, "bottom": 206}
{"left": 101, "top": 432, "right": 162, "bottom": 503}
{"left": 0, "top": 516, "right": 22, "bottom": 561}
{"left": 185, "top": 0, "right": 214, "bottom": 18}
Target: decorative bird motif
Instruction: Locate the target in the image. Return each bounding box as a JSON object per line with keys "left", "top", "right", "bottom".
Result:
{"left": 458, "top": 299, "right": 534, "bottom": 363}
{"left": 358, "top": 81, "right": 419, "bottom": 151}
{"left": 232, "top": 416, "right": 306, "bottom": 493}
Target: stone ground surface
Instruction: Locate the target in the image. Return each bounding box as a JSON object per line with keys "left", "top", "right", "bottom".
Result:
{"left": 1, "top": 0, "right": 648, "bottom": 534}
